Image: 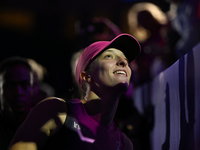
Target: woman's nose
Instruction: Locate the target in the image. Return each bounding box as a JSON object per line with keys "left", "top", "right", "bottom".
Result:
{"left": 117, "top": 57, "right": 128, "bottom": 67}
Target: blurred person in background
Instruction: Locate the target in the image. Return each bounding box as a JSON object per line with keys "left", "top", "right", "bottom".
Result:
{"left": 27, "top": 58, "right": 55, "bottom": 106}
{"left": 127, "top": 2, "right": 180, "bottom": 86}
{"left": 75, "top": 17, "right": 122, "bottom": 50}
{"left": 69, "top": 48, "right": 84, "bottom": 99}
{"left": 0, "top": 56, "right": 34, "bottom": 150}
{"left": 165, "top": 0, "right": 200, "bottom": 58}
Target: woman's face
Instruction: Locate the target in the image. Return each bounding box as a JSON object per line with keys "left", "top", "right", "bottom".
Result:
{"left": 88, "top": 48, "right": 132, "bottom": 91}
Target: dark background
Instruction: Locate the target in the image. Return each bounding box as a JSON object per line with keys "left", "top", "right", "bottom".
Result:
{"left": 0, "top": 0, "right": 170, "bottom": 97}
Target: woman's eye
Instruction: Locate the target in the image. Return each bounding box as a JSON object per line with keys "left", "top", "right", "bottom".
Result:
{"left": 105, "top": 55, "right": 112, "bottom": 58}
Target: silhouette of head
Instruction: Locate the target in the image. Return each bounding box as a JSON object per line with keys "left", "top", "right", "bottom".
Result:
{"left": 0, "top": 57, "right": 33, "bottom": 118}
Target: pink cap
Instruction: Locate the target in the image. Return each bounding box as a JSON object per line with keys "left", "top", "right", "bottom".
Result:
{"left": 75, "top": 33, "right": 141, "bottom": 87}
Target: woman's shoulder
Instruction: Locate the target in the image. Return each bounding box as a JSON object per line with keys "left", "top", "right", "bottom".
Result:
{"left": 38, "top": 97, "right": 66, "bottom": 104}
{"left": 35, "top": 97, "right": 66, "bottom": 109}
{"left": 38, "top": 97, "right": 82, "bottom": 104}
{"left": 28, "top": 97, "right": 68, "bottom": 135}
{"left": 31, "top": 97, "right": 67, "bottom": 118}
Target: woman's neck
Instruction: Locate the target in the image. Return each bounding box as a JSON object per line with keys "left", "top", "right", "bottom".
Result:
{"left": 83, "top": 90, "right": 120, "bottom": 125}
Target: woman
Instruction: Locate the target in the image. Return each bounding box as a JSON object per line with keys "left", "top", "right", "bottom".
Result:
{"left": 9, "top": 33, "right": 141, "bottom": 150}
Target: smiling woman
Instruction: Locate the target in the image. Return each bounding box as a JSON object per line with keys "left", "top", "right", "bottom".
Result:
{"left": 85, "top": 48, "right": 132, "bottom": 92}
{"left": 8, "top": 34, "right": 141, "bottom": 150}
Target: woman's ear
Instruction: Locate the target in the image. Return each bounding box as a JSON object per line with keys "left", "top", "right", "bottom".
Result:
{"left": 80, "top": 71, "right": 92, "bottom": 83}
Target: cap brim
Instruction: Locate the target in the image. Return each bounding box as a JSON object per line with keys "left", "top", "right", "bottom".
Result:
{"left": 106, "top": 33, "right": 141, "bottom": 63}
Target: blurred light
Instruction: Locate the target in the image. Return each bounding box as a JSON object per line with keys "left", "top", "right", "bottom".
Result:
{"left": 127, "top": 2, "right": 167, "bottom": 42}
{"left": 0, "top": 8, "right": 35, "bottom": 32}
